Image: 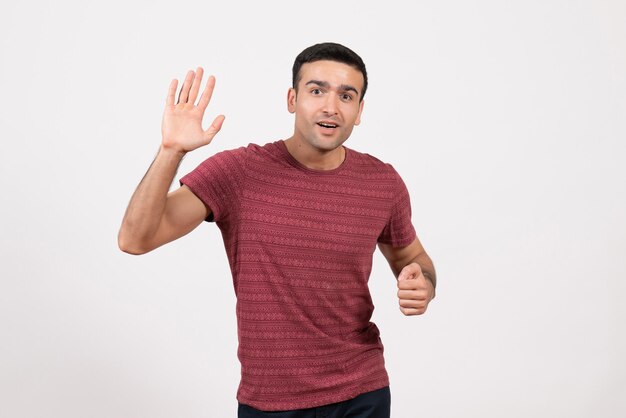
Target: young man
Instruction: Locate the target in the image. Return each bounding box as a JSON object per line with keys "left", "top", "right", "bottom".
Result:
{"left": 118, "top": 43, "right": 436, "bottom": 417}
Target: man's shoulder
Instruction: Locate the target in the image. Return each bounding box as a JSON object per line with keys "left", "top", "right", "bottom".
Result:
{"left": 346, "top": 147, "right": 399, "bottom": 176}
{"left": 206, "top": 140, "right": 281, "bottom": 161}
{"left": 218, "top": 140, "right": 281, "bottom": 157}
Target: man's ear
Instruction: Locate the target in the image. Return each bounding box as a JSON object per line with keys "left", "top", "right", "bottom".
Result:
{"left": 354, "top": 99, "right": 365, "bottom": 126}
{"left": 287, "top": 88, "right": 296, "bottom": 113}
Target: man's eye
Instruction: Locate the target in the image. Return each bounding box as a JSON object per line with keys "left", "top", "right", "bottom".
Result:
{"left": 341, "top": 94, "right": 353, "bottom": 101}
{"left": 311, "top": 88, "right": 322, "bottom": 95}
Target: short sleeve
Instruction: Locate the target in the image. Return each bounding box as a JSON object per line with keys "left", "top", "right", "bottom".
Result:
{"left": 179, "top": 147, "right": 247, "bottom": 223}
{"left": 377, "top": 169, "right": 417, "bottom": 246}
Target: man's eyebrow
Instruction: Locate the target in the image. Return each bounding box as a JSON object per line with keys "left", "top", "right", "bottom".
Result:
{"left": 304, "top": 80, "right": 360, "bottom": 96}
{"left": 339, "top": 84, "right": 359, "bottom": 96}
{"left": 305, "top": 80, "right": 330, "bottom": 88}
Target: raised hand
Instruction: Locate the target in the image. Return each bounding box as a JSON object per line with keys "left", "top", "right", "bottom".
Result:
{"left": 161, "top": 67, "right": 225, "bottom": 154}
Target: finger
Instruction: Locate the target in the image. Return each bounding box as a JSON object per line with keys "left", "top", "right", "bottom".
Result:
{"left": 397, "top": 279, "right": 416, "bottom": 290}
{"left": 188, "top": 67, "right": 204, "bottom": 105}
{"left": 399, "top": 299, "right": 426, "bottom": 309}
{"left": 177, "top": 70, "right": 195, "bottom": 104}
{"left": 198, "top": 75, "right": 216, "bottom": 111}
{"left": 398, "top": 275, "right": 427, "bottom": 290}
{"left": 400, "top": 306, "right": 425, "bottom": 316}
{"left": 397, "top": 289, "right": 428, "bottom": 300}
{"left": 204, "top": 114, "right": 226, "bottom": 141}
{"left": 166, "top": 79, "right": 178, "bottom": 106}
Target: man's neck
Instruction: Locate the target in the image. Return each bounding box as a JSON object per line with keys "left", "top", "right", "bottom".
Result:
{"left": 283, "top": 137, "right": 346, "bottom": 171}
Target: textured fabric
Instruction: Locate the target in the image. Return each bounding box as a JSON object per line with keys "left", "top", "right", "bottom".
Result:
{"left": 179, "top": 140, "right": 416, "bottom": 411}
{"left": 237, "top": 386, "right": 391, "bottom": 417}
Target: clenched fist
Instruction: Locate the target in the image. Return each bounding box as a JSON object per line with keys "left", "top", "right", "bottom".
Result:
{"left": 397, "top": 262, "right": 435, "bottom": 316}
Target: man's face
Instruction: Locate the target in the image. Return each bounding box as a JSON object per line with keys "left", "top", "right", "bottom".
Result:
{"left": 288, "top": 60, "right": 365, "bottom": 152}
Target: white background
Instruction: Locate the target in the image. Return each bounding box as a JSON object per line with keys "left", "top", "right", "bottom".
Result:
{"left": 1, "top": 1, "right": 625, "bottom": 417}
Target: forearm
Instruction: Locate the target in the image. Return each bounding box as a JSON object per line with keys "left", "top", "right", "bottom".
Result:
{"left": 118, "top": 145, "right": 186, "bottom": 253}
{"left": 384, "top": 244, "right": 436, "bottom": 302}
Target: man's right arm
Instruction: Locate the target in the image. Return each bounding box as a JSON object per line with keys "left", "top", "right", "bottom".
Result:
{"left": 118, "top": 67, "right": 224, "bottom": 255}
{"left": 117, "top": 146, "right": 209, "bottom": 255}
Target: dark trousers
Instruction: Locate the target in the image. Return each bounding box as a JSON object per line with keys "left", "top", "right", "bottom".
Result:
{"left": 237, "top": 386, "right": 391, "bottom": 418}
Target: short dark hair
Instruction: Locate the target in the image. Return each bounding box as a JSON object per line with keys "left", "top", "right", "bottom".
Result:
{"left": 292, "top": 42, "right": 368, "bottom": 101}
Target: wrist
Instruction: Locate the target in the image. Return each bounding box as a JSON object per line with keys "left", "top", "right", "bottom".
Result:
{"left": 422, "top": 271, "right": 436, "bottom": 299}
{"left": 159, "top": 143, "right": 187, "bottom": 160}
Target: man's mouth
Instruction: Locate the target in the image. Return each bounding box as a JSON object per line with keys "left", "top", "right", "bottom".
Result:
{"left": 317, "top": 122, "right": 338, "bottom": 129}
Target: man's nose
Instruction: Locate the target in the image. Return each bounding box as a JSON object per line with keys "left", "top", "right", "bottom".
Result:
{"left": 322, "top": 93, "right": 339, "bottom": 115}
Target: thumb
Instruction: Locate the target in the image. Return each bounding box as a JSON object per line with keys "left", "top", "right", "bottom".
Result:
{"left": 398, "top": 269, "right": 413, "bottom": 282}
{"left": 204, "top": 114, "right": 226, "bottom": 139}
{"left": 398, "top": 262, "right": 421, "bottom": 281}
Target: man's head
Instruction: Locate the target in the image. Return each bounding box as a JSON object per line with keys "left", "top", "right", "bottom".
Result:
{"left": 286, "top": 43, "right": 367, "bottom": 155}
{"left": 292, "top": 42, "right": 368, "bottom": 102}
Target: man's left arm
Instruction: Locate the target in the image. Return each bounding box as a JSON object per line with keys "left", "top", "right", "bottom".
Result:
{"left": 378, "top": 237, "right": 436, "bottom": 316}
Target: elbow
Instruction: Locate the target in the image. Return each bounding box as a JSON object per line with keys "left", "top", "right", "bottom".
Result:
{"left": 118, "top": 244, "right": 147, "bottom": 256}
{"left": 117, "top": 231, "right": 150, "bottom": 255}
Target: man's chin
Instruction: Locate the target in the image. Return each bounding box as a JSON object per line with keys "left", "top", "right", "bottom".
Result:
{"left": 311, "top": 136, "right": 347, "bottom": 152}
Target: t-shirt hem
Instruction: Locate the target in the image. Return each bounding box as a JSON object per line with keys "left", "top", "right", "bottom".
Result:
{"left": 378, "top": 229, "right": 417, "bottom": 247}
{"left": 179, "top": 174, "right": 218, "bottom": 222}
{"left": 236, "top": 377, "right": 390, "bottom": 412}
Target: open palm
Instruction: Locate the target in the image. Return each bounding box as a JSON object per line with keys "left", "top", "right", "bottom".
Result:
{"left": 161, "top": 67, "right": 225, "bottom": 154}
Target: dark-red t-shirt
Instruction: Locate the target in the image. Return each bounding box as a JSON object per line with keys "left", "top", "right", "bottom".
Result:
{"left": 180, "top": 140, "right": 416, "bottom": 411}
